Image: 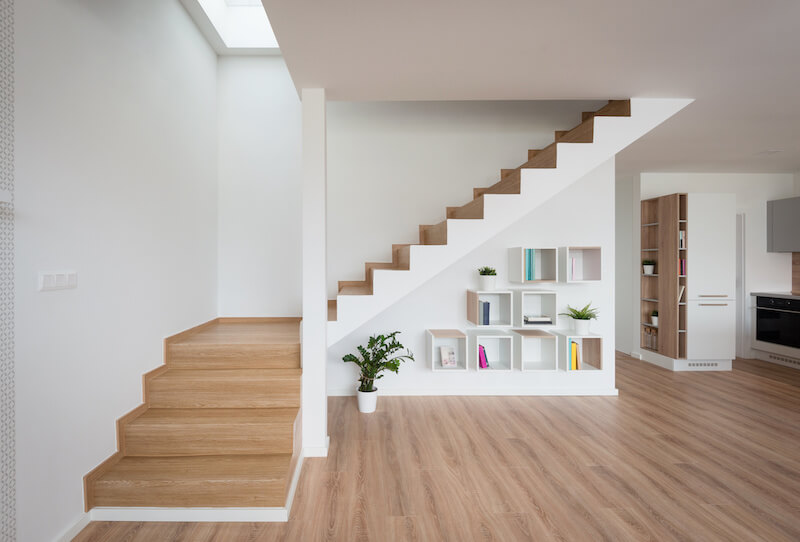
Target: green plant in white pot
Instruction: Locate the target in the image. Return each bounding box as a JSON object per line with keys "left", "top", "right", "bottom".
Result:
{"left": 478, "top": 266, "right": 497, "bottom": 290}
{"left": 560, "top": 303, "right": 599, "bottom": 336}
{"left": 343, "top": 331, "right": 414, "bottom": 413}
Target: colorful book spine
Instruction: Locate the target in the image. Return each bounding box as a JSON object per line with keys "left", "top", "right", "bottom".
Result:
{"left": 478, "top": 344, "right": 488, "bottom": 369}
{"left": 482, "top": 301, "right": 490, "bottom": 325}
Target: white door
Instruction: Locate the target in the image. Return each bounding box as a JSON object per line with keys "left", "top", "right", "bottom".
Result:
{"left": 687, "top": 193, "right": 736, "bottom": 299}
{"left": 687, "top": 300, "right": 736, "bottom": 360}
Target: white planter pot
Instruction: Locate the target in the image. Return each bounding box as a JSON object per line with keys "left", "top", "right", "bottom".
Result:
{"left": 357, "top": 388, "right": 378, "bottom": 413}
{"left": 478, "top": 274, "right": 496, "bottom": 291}
{"left": 643, "top": 265, "right": 655, "bottom": 275}
{"left": 573, "top": 318, "right": 591, "bottom": 335}
{"left": 651, "top": 316, "right": 659, "bottom": 327}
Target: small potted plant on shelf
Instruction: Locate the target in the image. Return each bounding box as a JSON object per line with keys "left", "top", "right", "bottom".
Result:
{"left": 642, "top": 260, "right": 656, "bottom": 275}
{"left": 560, "top": 302, "right": 599, "bottom": 335}
{"left": 478, "top": 266, "right": 497, "bottom": 290}
{"left": 342, "top": 331, "right": 414, "bottom": 413}
{"left": 651, "top": 310, "right": 659, "bottom": 327}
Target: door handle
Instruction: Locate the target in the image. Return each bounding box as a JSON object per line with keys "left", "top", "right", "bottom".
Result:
{"left": 699, "top": 295, "right": 729, "bottom": 298}
{"left": 699, "top": 303, "right": 729, "bottom": 306}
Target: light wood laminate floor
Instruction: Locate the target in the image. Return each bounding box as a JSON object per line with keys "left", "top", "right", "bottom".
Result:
{"left": 74, "top": 353, "right": 800, "bottom": 541}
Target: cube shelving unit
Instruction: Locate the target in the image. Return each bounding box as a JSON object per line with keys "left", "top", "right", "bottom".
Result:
{"left": 426, "top": 329, "right": 468, "bottom": 372}
{"left": 508, "top": 247, "right": 559, "bottom": 283}
{"left": 474, "top": 331, "right": 513, "bottom": 372}
{"left": 560, "top": 246, "right": 602, "bottom": 283}
{"left": 513, "top": 329, "right": 558, "bottom": 372}
{"left": 554, "top": 331, "right": 603, "bottom": 372}
{"left": 513, "top": 290, "right": 557, "bottom": 327}
{"left": 466, "top": 290, "right": 513, "bottom": 327}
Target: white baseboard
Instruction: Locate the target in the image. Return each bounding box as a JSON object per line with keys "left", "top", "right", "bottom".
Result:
{"left": 640, "top": 350, "right": 732, "bottom": 371}
{"left": 90, "top": 507, "right": 289, "bottom": 522}
{"left": 303, "top": 436, "right": 330, "bottom": 457}
{"left": 56, "top": 511, "right": 91, "bottom": 542}
{"left": 327, "top": 387, "right": 619, "bottom": 397}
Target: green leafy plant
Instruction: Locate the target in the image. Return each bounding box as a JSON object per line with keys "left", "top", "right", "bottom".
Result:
{"left": 343, "top": 331, "right": 415, "bottom": 392}
{"left": 560, "top": 302, "right": 599, "bottom": 321}
{"left": 478, "top": 266, "right": 497, "bottom": 276}
{"left": 651, "top": 310, "right": 658, "bottom": 317}
{"left": 642, "top": 259, "right": 656, "bottom": 265}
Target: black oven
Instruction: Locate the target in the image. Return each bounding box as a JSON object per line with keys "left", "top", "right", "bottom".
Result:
{"left": 756, "top": 296, "right": 800, "bottom": 349}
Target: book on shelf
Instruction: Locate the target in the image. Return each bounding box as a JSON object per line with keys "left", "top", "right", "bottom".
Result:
{"left": 479, "top": 300, "right": 491, "bottom": 325}
{"left": 567, "top": 339, "right": 582, "bottom": 371}
{"left": 678, "top": 259, "right": 687, "bottom": 275}
{"left": 678, "top": 230, "right": 686, "bottom": 249}
{"left": 440, "top": 346, "right": 457, "bottom": 367}
{"left": 478, "top": 344, "right": 489, "bottom": 369}
{"left": 678, "top": 285, "right": 685, "bottom": 302}
{"left": 524, "top": 315, "right": 553, "bottom": 325}
{"left": 525, "top": 248, "right": 536, "bottom": 281}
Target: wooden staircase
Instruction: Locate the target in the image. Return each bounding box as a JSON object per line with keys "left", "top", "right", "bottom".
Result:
{"left": 327, "top": 100, "right": 631, "bottom": 321}
{"left": 83, "top": 318, "right": 302, "bottom": 510}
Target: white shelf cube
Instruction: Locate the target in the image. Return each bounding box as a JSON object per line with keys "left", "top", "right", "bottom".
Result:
{"left": 513, "top": 329, "right": 558, "bottom": 372}
{"left": 474, "top": 331, "right": 513, "bottom": 372}
{"left": 466, "top": 290, "right": 513, "bottom": 327}
{"left": 560, "top": 246, "right": 602, "bottom": 283}
{"left": 513, "top": 290, "right": 557, "bottom": 327}
{"left": 426, "top": 329, "right": 468, "bottom": 372}
{"left": 553, "top": 331, "right": 603, "bottom": 372}
{"left": 508, "top": 247, "right": 559, "bottom": 283}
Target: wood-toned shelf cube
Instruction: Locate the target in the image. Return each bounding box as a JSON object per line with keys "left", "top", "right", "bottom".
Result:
{"left": 508, "top": 247, "right": 558, "bottom": 283}
{"left": 561, "top": 246, "right": 602, "bottom": 282}
{"left": 513, "top": 290, "right": 556, "bottom": 327}
{"left": 554, "top": 332, "right": 602, "bottom": 371}
{"left": 513, "top": 329, "right": 557, "bottom": 372}
{"left": 426, "top": 329, "right": 468, "bottom": 372}
{"left": 466, "top": 290, "right": 513, "bottom": 327}
{"left": 474, "top": 331, "right": 513, "bottom": 372}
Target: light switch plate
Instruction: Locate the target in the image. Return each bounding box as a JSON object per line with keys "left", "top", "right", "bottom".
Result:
{"left": 39, "top": 271, "right": 78, "bottom": 291}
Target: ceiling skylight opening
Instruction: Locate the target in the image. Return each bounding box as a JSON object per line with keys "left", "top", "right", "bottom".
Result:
{"left": 196, "top": 0, "right": 278, "bottom": 50}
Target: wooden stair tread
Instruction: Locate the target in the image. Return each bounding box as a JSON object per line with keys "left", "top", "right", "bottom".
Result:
{"left": 172, "top": 319, "right": 301, "bottom": 346}
{"left": 129, "top": 407, "right": 299, "bottom": 426}
{"left": 339, "top": 284, "right": 373, "bottom": 295}
{"left": 98, "top": 454, "right": 293, "bottom": 482}
{"left": 328, "top": 299, "right": 337, "bottom": 321}
{"left": 153, "top": 368, "right": 302, "bottom": 380}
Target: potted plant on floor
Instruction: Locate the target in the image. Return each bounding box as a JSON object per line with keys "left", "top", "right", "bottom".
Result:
{"left": 651, "top": 310, "right": 659, "bottom": 327}
{"left": 642, "top": 260, "right": 656, "bottom": 275}
{"left": 560, "top": 302, "right": 599, "bottom": 335}
{"left": 343, "top": 331, "right": 415, "bottom": 413}
{"left": 478, "top": 266, "right": 497, "bottom": 290}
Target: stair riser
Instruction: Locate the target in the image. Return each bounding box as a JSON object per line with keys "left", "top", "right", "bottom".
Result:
{"left": 149, "top": 377, "right": 301, "bottom": 408}
{"left": 124, "top": 423, "right": 294, "bottom": 456}
{"left": 168, "top": 344, "right": 300, "bottom": 369}
{"left": 93, "top": 479, "right": 287, "bottom": 508}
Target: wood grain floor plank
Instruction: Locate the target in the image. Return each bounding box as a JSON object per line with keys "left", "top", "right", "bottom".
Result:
{"left": 75, "top": 354, "right": 800, "bottom": 541}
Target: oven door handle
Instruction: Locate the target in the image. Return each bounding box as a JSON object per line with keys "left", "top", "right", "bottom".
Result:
{"left": 756, "top": 306, "right": 800, "bottom": 315}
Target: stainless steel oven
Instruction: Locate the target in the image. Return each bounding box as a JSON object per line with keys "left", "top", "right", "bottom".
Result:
{"left": 756, "top": 296, "right": 800, "bottom": 349}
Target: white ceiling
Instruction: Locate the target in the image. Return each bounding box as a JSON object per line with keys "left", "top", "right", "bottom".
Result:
{"left": 261, "top": 0, "right": 800, "bottom": 175}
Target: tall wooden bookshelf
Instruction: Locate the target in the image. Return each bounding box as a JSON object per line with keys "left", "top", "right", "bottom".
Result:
{"left": 640, "top": 193, "right": 688, "bottom": 359}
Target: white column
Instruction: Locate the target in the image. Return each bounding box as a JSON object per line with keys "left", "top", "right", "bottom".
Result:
{"left": 301, "top": 88, "right": 329, "bottom": 455}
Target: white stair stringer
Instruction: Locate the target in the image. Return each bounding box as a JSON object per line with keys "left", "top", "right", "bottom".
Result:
{"left": 328, "top": 98, "right": 693, "bottom": 347}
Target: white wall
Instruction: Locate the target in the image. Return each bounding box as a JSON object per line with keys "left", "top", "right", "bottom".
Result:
{"left": 15, "top": 1, "right": 218, "bottom": 541}
{"left": 217, "top": 56, "right": 302, "bottom": 316}
{"left": 326, "top": 100, "right": 605, "bottom": 297}
{"left": 327, "top": 161, "right": 617, "bottom": 395}
{"left": 635, "top": 173, "right": 795, "bottom": 358}
{"left": 614, "top": 174, "right": 638, "bottom": 354}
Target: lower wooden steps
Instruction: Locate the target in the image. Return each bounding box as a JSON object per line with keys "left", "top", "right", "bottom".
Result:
{"left": 124, "top": 408, "right": 298, "bottom": 456}
{"left": 84, "top": 318, "right": 303, "bottom": 511}
{"left": 148, "top": 368, "right": 301, "bottom": 408}
{"left": 92, "top": 454, "right": 292, "bottom": 508}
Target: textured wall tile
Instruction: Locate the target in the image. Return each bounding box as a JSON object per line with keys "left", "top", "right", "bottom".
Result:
{"left": 0, "top": 0, "right": 14, "bottom": 540}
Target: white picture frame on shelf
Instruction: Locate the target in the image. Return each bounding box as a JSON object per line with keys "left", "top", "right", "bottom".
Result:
{"left": 440, "top": 345, "right": 457, "bottom": 367}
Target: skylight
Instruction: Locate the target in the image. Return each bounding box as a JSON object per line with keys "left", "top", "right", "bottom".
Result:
{"left": 197, "top": 0, "right": 278, "bottom": 49}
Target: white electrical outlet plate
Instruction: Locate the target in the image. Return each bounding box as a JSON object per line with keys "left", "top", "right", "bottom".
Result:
{"left": 39, "top": 271, "right": 78, "bottom": 291}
